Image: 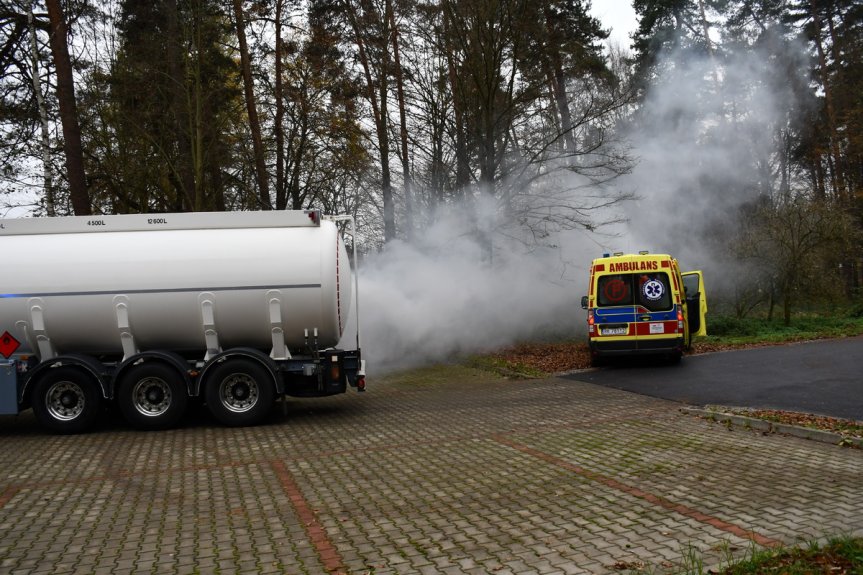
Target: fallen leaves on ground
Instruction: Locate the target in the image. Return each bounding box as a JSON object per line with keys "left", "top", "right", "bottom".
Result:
{"left": 485, "top": 341, "right": 592, "bottom": 374}
{"left": 713, "top": 407, "right": 863, "bottom": 439}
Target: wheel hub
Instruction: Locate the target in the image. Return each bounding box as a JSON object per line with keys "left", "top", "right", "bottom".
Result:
{"left": 232, "top": 383, "right": 249, "bottom": 400}
{"left": 60, "top": 391, "right": 79, "bottom": 408}
{"left": 46, "top": 382, "right": 85, "bottom": 421}
{"left": 220, "top": 374, "right": 258, "bottom": 413}
{"left": 146, "top": 386, "right": 165, "bottom": 404}
{"left": 133, "top": 377, "right": 172, "bottom": 417}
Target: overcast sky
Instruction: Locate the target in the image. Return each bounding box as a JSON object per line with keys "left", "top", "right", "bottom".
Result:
{"left": 590, "top": 0, "right": 638, "bottom": 49}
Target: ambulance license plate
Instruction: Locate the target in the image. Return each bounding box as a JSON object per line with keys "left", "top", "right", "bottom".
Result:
{"left": 603, "top": 327, "right": 627, "bottom": 336}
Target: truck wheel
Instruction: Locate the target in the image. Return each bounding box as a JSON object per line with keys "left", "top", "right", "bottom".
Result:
{"left": 204, "top": 359, "right": 275, "bottom": 427}
{"left": 31, "top": 367, "right": 102, "bottom": 434}
{"left": 117, "top": 363, "right": 188, "bottom": 430}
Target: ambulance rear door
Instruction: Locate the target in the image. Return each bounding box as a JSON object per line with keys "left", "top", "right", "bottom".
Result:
{"left": 682, "top": 271, "right": 708, "bottom": 337}
{"left": 631, "top": 269, "right": 679, "bottom": 350}
{"left": 594, "top": 271, "right": 637, "bottom": 341}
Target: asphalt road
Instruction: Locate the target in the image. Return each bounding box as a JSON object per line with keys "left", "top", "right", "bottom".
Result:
{"left": 564, "top": 335, "right": 863, "bottom": 421}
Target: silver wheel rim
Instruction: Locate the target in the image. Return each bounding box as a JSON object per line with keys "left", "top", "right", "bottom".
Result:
{"left": 45, "top": 381, "right": 86, "bottom": 421}
{"left": 132, "top": 377, "right": 172, "bottom": 417}
{"left": 218, "top": 373, "right": 259, "bottom": 413}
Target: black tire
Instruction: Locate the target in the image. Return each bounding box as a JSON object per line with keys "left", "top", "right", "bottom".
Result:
{"left": 203, "top": 358, "right": 275, "bottom": 427}
{"left": 590, "top": 354, "right": 606, "bottom": 368}
{"left": 31, "top": 367, "right": 102, "bottom": 434}
{"left": 117, "top": 363, "right": 188, "bottom": 430}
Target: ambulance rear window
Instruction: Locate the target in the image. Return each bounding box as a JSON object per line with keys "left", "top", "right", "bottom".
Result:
{"left": 597, "top": 273, "right": 673, "bottom": 311}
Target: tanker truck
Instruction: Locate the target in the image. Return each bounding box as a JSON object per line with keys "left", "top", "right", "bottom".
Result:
{"left": 0, "top": 210, "right": 365, "bottom": 433}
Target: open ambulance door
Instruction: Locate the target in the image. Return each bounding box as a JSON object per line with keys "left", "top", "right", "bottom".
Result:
{"left": 681, "top": 271, "right": 708, "bottom": 337}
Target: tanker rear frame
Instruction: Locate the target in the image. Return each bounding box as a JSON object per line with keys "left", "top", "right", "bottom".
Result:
{"left": 0, "top": 210, "right": 366, "bottom": 434}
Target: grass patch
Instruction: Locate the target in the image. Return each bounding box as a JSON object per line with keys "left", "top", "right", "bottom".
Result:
{"left": 466, "top": 353, "right": 549, "bottom": 379}
{"left": 640, "top": 536, "right": 863, "bottom": 574}
{"left": 703, "top": 311, "right": 863, "bottom": 346}
{"left": 716, "top": 536, "right": 863, "bottom": 574}
{"left": 373, "top": 363, "right": 505, "bottom": 388}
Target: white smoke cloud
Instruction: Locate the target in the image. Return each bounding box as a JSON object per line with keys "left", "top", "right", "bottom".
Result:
{"left": 346, "top": 202, "right": 596, "bottom": 372}
{"left": 612, "top": 42, "right": 805, "bottom": 289}
{"left": 344, "top": 40, "right": 805, "bottom": 372}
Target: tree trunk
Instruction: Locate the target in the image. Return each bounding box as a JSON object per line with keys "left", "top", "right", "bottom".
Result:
{"left": 767, "top": 290, "right": 775, "bottom": 322}
{"left": 808, "top": 0, "right": 846, "bottom": 200}
{"left": 44, "top": 0, "right": 89, "bottom": 215}
{"left": 697, "top": 0, "right": 713, "bottom": 56}
{"left": 343, "top": 0, "right": 394, "bottom": 240}
{"left": 442, "top": 0, "right": 470, "bottom": 198}
{"left": 543, "top": 8, "right": 575, "bottom": 153}
{"left": 28, "top": 8, "right": 54, "bottom": 216}
{"left": 289, "top": 120, "right": 309, "bottom": 210}
{"left": 274, "top": 0, "right": 287, "bottom": 210}
{"left": 165, "top": 0, "right": 197, "bottom": 211}
{"left": 388, "top": 0, "right": 412, "bottom": 238}
{"left": 379, "top": 56, "right": 394, "bottom": 241}
{"left": 232, "top": 0, "right": 271, "bottom": 209}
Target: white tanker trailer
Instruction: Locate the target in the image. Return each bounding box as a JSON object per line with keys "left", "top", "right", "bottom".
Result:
{"left": 0, "top": 210, "right": 365, "bottom": 433}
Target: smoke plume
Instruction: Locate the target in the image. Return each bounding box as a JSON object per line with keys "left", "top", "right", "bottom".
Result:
{"left": 345, "top": 202, "right": 596, "bottom": 372}
{"left": 345, "top": 41, "right": 804, "bottom": 372}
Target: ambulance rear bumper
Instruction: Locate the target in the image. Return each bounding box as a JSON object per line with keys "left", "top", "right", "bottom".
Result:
{"left": 589, "top": 337, "right": 685, "bottom": 356}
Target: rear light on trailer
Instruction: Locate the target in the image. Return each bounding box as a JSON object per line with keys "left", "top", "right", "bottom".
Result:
{"left": 356, "top": 376, "right": 366, "bottom": 391}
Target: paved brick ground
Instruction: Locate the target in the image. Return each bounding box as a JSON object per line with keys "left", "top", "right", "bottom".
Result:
{"left": 0, "top": 368, "right": 861, "bottom": 575}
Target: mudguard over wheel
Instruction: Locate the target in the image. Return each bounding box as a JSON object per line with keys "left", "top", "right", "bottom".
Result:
{"left": 204, "top": 358, "right": 275, "bottom": 426}
{"left": 117, "top": 362, "right": 188, "bottom": 430}
{"left": 31, "top": 367, "right": 102, "bottom": 434}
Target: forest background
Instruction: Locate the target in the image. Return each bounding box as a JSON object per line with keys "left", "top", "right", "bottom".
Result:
{"left": 0, "top": 0, "right": 861, "bottom": 366}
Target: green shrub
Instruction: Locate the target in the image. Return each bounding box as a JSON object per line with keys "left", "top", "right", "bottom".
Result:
{"left": 704, "top": 311, "right": 863, "bottom": 343}
{"left": 706, "top": 315, "right": 762, "bottom": 337}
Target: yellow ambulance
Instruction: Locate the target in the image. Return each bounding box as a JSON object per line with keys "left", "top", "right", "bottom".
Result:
{"left": 580, "top": 252, "right": 707, "bottom": 365}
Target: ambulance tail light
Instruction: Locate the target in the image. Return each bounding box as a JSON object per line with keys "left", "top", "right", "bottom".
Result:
{"left": 677, "top": 309, "right": 684, "bottom": 332}
{"left": 588, "top": 310, "right": 595, "bottom": 335}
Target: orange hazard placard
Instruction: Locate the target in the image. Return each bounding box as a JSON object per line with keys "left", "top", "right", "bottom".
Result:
{"left": 0, "top": 331, "right": 20, "bottom": 358}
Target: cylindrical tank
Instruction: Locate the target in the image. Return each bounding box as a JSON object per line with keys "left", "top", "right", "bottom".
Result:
{"left": 0, "top": 211, "right": 352, "bottom": 359}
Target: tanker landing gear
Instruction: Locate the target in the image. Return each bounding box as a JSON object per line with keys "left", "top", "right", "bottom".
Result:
{"left": 31, "top": 367, "right": 102, "bottom": 434}
{"left": 117, "top": 363, "right": 188, "bottom": 430}
{"left": 204, "top": 358, "right": 275, "bottom": 427}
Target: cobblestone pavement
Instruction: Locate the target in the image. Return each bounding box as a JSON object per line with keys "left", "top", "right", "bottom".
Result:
{"left": 0, "top": 368, "right": 861, "bottom": 575}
